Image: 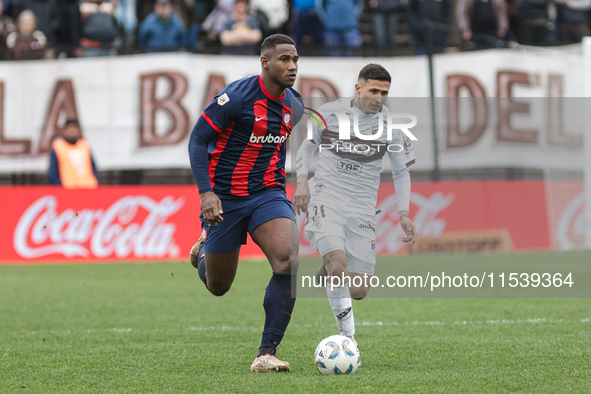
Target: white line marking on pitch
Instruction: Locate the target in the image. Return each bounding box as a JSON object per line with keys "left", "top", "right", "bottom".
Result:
{"left": 21, "top": 317, "right": 590, "bottom": 336}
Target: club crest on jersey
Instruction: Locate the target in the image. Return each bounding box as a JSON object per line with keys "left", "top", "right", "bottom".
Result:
{"left": 217, "top": 93, "right": 230, "bottom": 106}
{"left": 284, "top": 114, "right": 291, "bottom": 125}
{"left": 314, "top": 180, "right": 326, "bottom": 193}
{"left": 404, "top": 136, "right": 412, "bottom": 150}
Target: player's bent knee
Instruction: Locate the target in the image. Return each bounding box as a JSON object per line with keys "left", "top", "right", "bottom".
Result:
{"left": 207, "top": 282, "right": 232, "bottom": 297}
{"left": 350, "top": 286, "right": 369, "bottom": 300}
{"left": 271, "top": 252, "right": 297, "bottom": 274}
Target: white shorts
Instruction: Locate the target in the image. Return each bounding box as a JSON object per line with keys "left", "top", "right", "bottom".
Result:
{"left": 304, "top": 202, "right": 376, "bottom": 275}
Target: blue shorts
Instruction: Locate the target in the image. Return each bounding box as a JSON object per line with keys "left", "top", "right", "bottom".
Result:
{"left": 200, "top": 187, "right": 296, "bottom": 254}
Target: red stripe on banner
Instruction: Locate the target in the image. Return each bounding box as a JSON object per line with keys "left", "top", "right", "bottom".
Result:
{"left": 231, "top": 99, "right": 268, "bottom": 196}
{"left": 209, "top": 121, "right": 235, "bottom": 190}
{"left": 201, "top": 111, "right": 222, "bottom": 133}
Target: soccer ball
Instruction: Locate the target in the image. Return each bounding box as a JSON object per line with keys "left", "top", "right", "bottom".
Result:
{"left": 314, "top": 335, "right": 360, "bottom": 375}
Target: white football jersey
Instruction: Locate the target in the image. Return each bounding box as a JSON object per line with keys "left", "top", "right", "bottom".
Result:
{"left": 298, "top": 98, "right": 415, "bottom": 214}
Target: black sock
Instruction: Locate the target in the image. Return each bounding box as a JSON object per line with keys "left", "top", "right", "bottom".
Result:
{"left": 259, "top": 273, "right": 297, "bottom": 355}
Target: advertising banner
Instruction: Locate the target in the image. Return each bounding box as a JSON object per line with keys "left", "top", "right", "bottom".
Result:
{"left": 0, "top": 50, "right": 584, "bottom": 174}
{"left": 0, "top": 180, "right": 574, "bottom": 264}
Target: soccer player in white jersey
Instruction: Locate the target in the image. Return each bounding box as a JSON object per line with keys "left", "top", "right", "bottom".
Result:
{"left": 294, "top": 64, "right": 418, "bottom": 351}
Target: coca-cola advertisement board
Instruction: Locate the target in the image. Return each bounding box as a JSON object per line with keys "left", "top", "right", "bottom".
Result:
{"left": 0, "top": 187, "right": 203, "bottom": 263}
{"left": 0, "top": 181, "right": 574, "bottom": 264}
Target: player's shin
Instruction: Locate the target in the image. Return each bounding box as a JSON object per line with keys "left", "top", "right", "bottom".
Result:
{"left": 197, "top": 254, "right": 207, "bottom": 286}
{"left": 258, "top": 273, "right": 297, "bottom": 356}
{"left": 327, "top": 284, "right": 355, "bottom": 338}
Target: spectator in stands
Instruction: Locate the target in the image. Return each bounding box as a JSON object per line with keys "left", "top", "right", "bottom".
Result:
{"left": 554, "top": 0, "right": 591, "bottom": 44}
{"left": 0, "top": 0, "right": 16, "bottom": 59}
{"left": 115, "top": 0, "right": 138, "bottom": 49}
{"left": 219, "top": 0, "right": 261, "bottom": 54}
{"left": 317, "top": 0, "right": 364, "bottom": 56}
{"left": 516, "top": 0, "right": 553, "bottom": 45}
{"left": 55, "top": 0, "right": 81, "bottom": 57}
{"left": 79, "top": 0, "right": 119, "bottom": 56}
{"left": 6, "top": 9, "right": 46, "bottom": 59}
{"left": 407, "top": 0, "right": 451, "bottom": 54}
{"left": 367, "top": 0, "right": 400, "bottom": 55}
{"left": 202, "top": 0, "right": 234, "bottom": 39}
{"left": 249, "top": 0, "right": 288, "bottom": 37}
{"left": 138, "top": 0, "right": 185, "bottom": 51}
{"left": 10, "top": 0, "right": 58, "bottom": 46}
{"left": 291, "top": 0, "right": 324, "bottom": 51}
{"left": 47, "top": 119, "right": 99, "bottom": 189}
{"left": 457, "top": 0, "right": 509, "bottom": 47}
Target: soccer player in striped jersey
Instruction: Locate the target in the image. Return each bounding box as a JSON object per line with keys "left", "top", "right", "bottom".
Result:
{"left": 188, "top": 34, "right": 303, "bottom": 372}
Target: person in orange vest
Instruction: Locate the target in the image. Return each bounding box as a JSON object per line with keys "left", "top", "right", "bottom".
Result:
{"left": 47, "top": 119, "right": 99, "bottom": 189}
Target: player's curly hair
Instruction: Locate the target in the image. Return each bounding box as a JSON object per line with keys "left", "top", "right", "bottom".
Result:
{"left": 261, "top": 34, "right": 296, "bottom": 55}
{"left": 358, "top": 64, "right": 391, "bottom": 83}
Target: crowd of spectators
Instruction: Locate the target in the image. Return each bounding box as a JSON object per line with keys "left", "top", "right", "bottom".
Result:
{"left": 0, "top": 0, "right": 591, "bottom": 60}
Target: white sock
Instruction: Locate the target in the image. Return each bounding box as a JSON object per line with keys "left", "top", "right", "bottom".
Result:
{"left": 327, "top": 284, "right": 355, "bottom": 337}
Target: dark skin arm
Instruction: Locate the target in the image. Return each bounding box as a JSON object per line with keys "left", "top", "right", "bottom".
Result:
{"left": 200, "top": 191, "right": 224, "bottom": 225}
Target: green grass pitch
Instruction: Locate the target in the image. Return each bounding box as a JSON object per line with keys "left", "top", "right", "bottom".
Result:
{"left": 1, "top": 251, "right": 590, "bottom": 393}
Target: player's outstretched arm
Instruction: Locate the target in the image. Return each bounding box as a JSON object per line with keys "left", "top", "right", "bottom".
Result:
{"left": 294, "top": 174, "right": 310, "bottom": 215}
{"left": 188, "top": 86, "right": 242, "bottom": 225}
{"left": 400, "top": 210, "right": 417, "bottom": 246}
{"left": 294, "top": 133, "right": 319, "bottom": 214}
{"left": 388, "top": 136, "right": 417, "bottom": 246}
{"left": 392, "top": 167, "right": 417, "bottom": 246}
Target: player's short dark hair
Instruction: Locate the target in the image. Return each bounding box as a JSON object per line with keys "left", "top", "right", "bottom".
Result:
{"left": 64, "top": 118, "right": 79, "bottom": 126}
{"left": 358, "top": 64, "right": 391, "bottom": 84}
{"left": 261, "top": 34, "right": 296, "bottom": 56}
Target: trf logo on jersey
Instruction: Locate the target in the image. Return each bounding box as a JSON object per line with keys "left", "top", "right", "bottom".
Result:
{"left": 337, "top": 159, "right": 363, "bottom": 175}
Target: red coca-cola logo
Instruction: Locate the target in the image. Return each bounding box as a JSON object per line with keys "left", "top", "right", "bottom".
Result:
{"left": 13, "top": 195, "right": 184, "bottom": 259}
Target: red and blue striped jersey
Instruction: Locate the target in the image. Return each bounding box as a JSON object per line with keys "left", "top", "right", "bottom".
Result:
{"left": 190, "top": 75, "right": 303, "bottom": 197}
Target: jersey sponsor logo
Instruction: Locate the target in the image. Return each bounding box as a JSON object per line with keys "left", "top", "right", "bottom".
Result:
{"left": 249, "top": 132, "right": 288, "bottom": 144}
{"left": 359, "top": 222, "right": 375, "bottom": 232}
{"left": 255, "top": 115, "right": 266, "bottom": 122}
{"left": 336, "top": 158, "right": 363, "bottom": 175}
{"left": 217, "top": 93, "right": 230, "bottom": 106}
